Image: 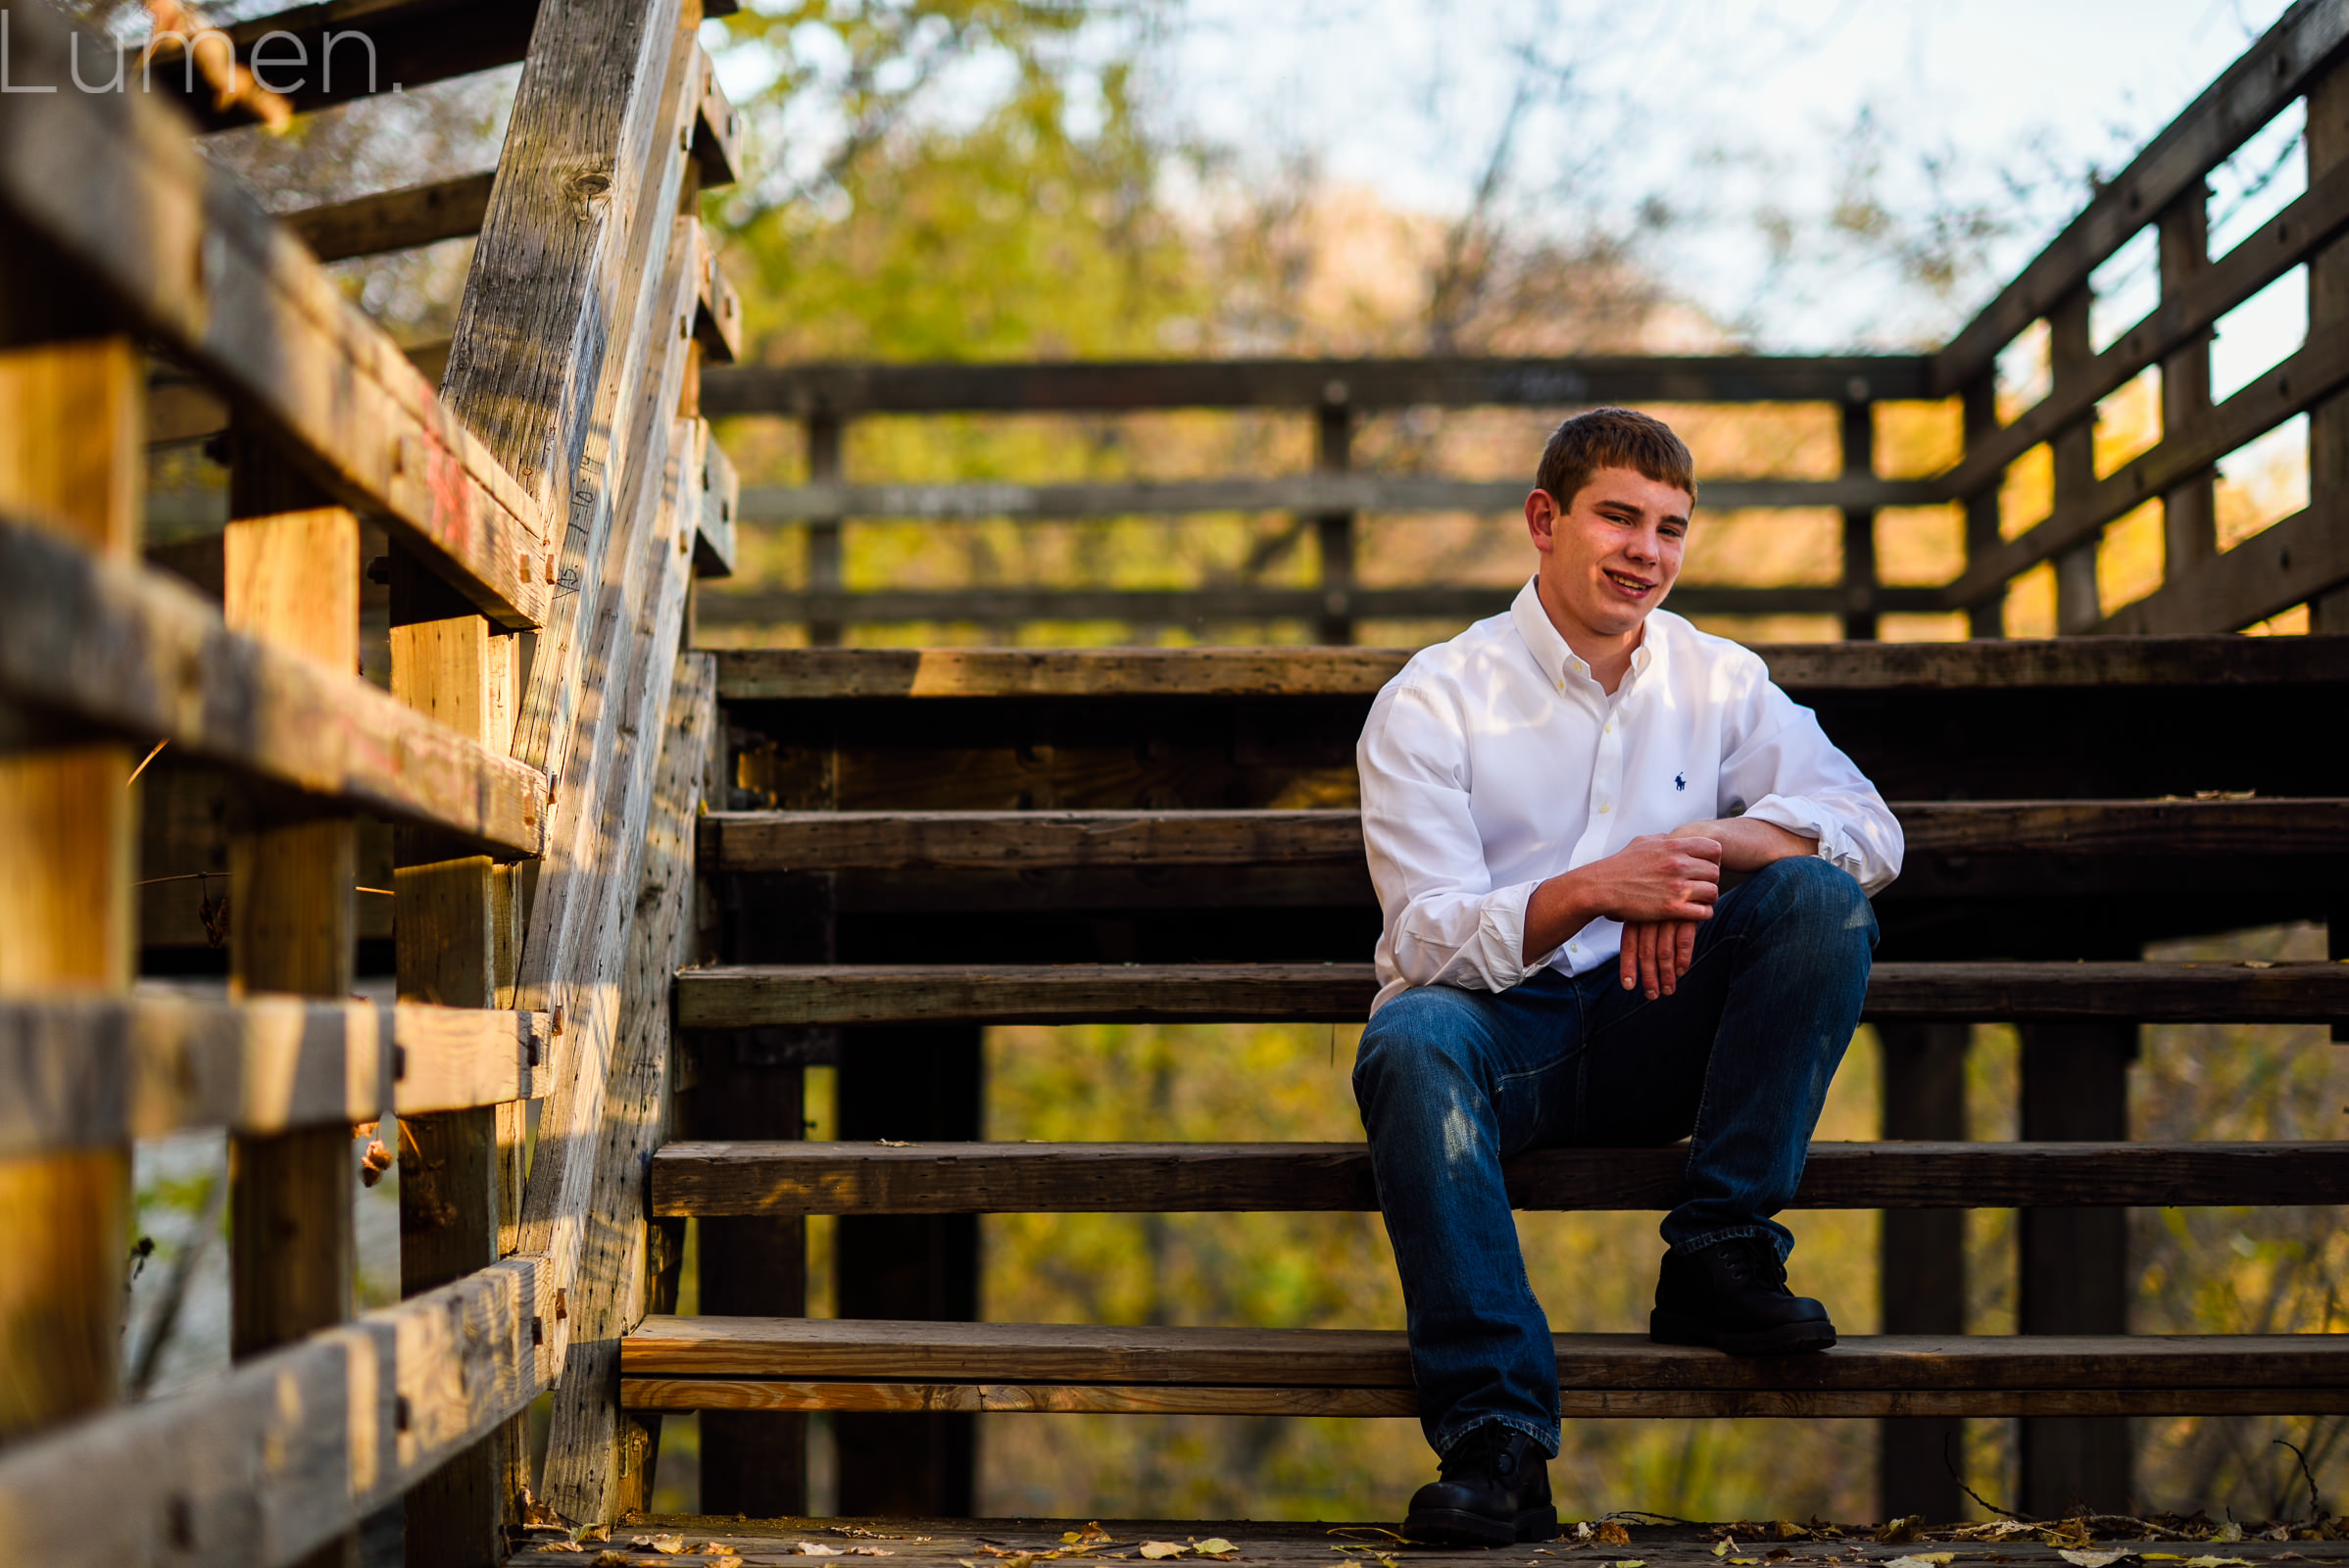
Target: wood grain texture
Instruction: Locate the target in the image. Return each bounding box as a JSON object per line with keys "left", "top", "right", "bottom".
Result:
{"left": 694, "top": 223, "right": 742, "bottom": 363}
{"left": 540, "top": 654, "right": 715, "bottom": 1524}
{"left": 691, "top": 47, "right": 743, "bottom": 188}
{"left": 736, "top": 474, "right": 1939, "bottom": 522}
{"left": 0, "top": 6, "right": 548, "bottom": 626}
{"left": 619, "top": 1376, "right": 2349, "bottom": 1420}
{"left": 710, "top": 636, "right": 2349, "bottom": 701}
{"left": 701, "top": 356, "right": 1933, "bottom": 416}
{"left": 622, "top": 1317, "right": 2349, "bottom": 1394}
{"left": 0, "top": 512, "right": 548, "bottom": 854}
{"left": 2094, "top": 493, "right": 2349, "bottom": 634}
{"left": 672, "top": 961, "right": 2349, "bottom": 1029}
{"left": 282, "top": 171, "right": 496, "bottom": 263}
{"left": 694, "top": 422, "right": 738, "bottom": 578}
{"left": 699, "top": 801, "right": 2349, "bottom": 874}
{"left": 1931, "top": 0, "right": 2349, "bottom": 392}
{"left": 650, "top": 1139, "right": 2349, "bottom": 1217}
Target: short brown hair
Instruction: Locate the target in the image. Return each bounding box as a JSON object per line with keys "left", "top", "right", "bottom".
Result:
{"left": 1536, "top": 407, "right": 1697, "bottom": 511}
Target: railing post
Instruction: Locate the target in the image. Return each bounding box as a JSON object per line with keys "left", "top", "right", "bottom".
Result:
{"left": 223, "top": 434, "right": 363, "bottom": 1568}
{"left": 1840, "top": 395, "right": 1879, "bottom": 640}
{"left": 1314, "top": 395, "right": 1355, "bottom": 646}
{"left": 807, "top": 413, "right": 845, "bottom": 647}
{"left": 391, "top": 597, "right": 526, "bottom": 1567}
{"left": 2307, "top": 58, "right": 2349, "bottom": 631}
{"left": 1878, "top": 1023, "right": 1969, "bottom": 1519}
{"left": 2048, "top": 287, "right": 2100, "bottom": 634}
{"left": 1959, "top": 376, "right": 2005, "bottom": 637}
{"left": 2158, "top": 192, "right": 2217, "bottom": 585}
{"left": 0, "top": 335, "right": 140, "bottom": 1446}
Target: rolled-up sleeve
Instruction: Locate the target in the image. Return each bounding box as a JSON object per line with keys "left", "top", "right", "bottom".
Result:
{"left": 1358, "top": 682, "right": 1543, "bottom": 992}
{"left": 1721, "top": 682, "right": 1905, "bottom": 895}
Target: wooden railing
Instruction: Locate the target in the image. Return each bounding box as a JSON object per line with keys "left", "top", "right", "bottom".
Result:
{"left": 0, "top": 1, "right": 743, "bottom": 1563}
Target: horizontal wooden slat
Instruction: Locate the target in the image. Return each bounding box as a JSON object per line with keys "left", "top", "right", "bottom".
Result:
{"left": 1932, "top": 0, "right": 2349, "bottom": 393}
{"left": 691, "top": 45, "right": 744, "bottom": 188}
{"left": 1941, "top": 325, "right": 2349, "bottom": 608}
{"left": 2096, "top": 496, "right": 2349, "bottom": 635}
{"left": 737, "top": 474, "right": 1940, "bottom": 522}
{"left": 1938, "top": 154, "right": 2349, "bottom": 498}
{"left": 710, "top": 636, "right": 2349, "bottom": 702}
{"left": 0, "top": 991, "right": 547, "bottom": 1158}
{"left": 702, "top": 355, "right": 1934, "bottom": 416}
{"left": 0, "top": 513, "right": 548, "bottom": 855}
{"left": 700, "top": 801, "right": 2349, "bottom": 874}
{"left": 652, "top": 1139, "right": 2349, "bottom": 1216}
{"left": 695, "top": 584, "right": 1946, "bottom": 629}
{"left": 693, "top": 222, "right": 742, "bottom": 363}
{"left": 672, "top": 960, "right": 2349, "bottom": 1028}
{"left": 282, "top": 171, "right": 497, "bottom": 263}
{"left": 623, "top": 1316, "right": 2349, "bottom": 1397}
{"left": 694, "top": 425, "right": 738, "bottom": 577}
{"left": 0, "top": 6, "right": 549, "bottom": 627}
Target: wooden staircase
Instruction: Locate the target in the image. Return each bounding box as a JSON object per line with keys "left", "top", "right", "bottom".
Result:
{"left": 625, "top": 637, "right": 2349, "bottom": 1450}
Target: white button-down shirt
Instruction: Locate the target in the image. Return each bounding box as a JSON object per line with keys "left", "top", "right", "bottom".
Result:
{"left": 1357, "top": 580, "right": 1904, "bottom": 1015}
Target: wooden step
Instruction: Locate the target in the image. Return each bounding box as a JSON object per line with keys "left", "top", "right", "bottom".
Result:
{"left": 619, "top": 1317, "right": 2349, "bottom": 1418}
{"left": 650, "top": 1139, "right": 2349, "bottom": 1217}
{"left": 699, "top": 800, "right": 2349, "bottom": 873}
{"left": 673, "top": 960, "right": 2349, "bottom": 1029}
{"left": 714, "top": 636, "right": 2349, "bottom": 702}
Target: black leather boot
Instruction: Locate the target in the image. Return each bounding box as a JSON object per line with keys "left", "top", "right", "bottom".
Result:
{"left": 1649, "top": 1236, "right": 1836, "bottom": 1354}
{"left": 1402, "top": 1424, "right": 1558, "bottom": 1546}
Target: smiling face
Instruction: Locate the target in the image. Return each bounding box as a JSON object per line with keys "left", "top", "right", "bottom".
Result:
{"left": 1525, "top": 465, "right": 1691, "bottom": 645}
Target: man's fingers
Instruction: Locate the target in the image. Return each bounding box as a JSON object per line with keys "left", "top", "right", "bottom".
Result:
{"left": 1678, "top": 835, "right": 1724, "bottom": 862}
{"left": 1676, "top": 920, "right": 1698, "bottom": 979}
{"left": 1639, "top": 922, "right": 1663, "bottom": 1000}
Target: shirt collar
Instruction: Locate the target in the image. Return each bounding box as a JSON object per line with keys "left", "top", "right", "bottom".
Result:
{"left": 1508, "top": 577, "right": 1662, "bottom": 695}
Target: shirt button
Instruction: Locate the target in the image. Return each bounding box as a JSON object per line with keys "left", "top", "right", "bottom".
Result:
{"left": 1597, "top": 803, "right": 1612, "bottom": 813}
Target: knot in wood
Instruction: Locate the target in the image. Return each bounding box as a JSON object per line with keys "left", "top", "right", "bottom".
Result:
{"left": 565, "top": 169, "right": 614, "bottom": 205}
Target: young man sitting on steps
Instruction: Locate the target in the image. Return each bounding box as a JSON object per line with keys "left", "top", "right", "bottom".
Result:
{"left": 1352, "top": 407, "right": 1903, "bottom": 1545}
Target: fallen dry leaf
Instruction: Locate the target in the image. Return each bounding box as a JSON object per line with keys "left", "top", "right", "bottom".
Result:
{"left": 1876, "top": 1517, "right": 1924, "bottom": 1545}
{"left": 2182, "top": 1559, "right": 2252, "bottom": 1567}
{"left": 1596, "top": 1522, "right": 1633, "bottom": 1546}
{"left": 1066, "top": 1525, "right": 1116, "bottom": 1547}
{"left": 1775, "top": 1524, "right": 1811, "bottom": 1541}
{"left": 591, "top": 1555, "right": 630, "bottom": 1568}
{"left": 1888, "top": 1556, "right": 1956, "bottom": 1568}
{"left": 632, "top": 1536, "right": 688, "bottom": 1555}
{"left": 799, "top": 1546, "right": 848, "bottom": 1558}
{"left": 1615, "top": 1559, "right": 1647, "bottom": 1567}
{"left": 849, "top": 1551, "right": 894, "bottom": 1558}
{"left": 1140, "top": 1545, "right": 1188, "bottom": 1560}
{"left": 1194, "top": 1541, "right": 1238, "bottom": 1559}
{"left": 2058, "top": 1551, "right": 2131, "bottom": 1567}
{"left": 2213, "top": 1524, "right": 2245, "bottom": 1545}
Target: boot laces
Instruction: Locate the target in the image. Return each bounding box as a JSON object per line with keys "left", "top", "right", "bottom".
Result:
{"left": 1442, "top": 1426, "right": 1522, "bottom": 1483}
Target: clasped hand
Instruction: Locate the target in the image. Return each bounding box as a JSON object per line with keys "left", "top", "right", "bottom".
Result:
{"left": 1604, "top": 828, "right": 1722, "bottom": 1001}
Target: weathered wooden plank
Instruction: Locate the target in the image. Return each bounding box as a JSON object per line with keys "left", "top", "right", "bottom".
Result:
{"left": 2095, "top": 496, "right": 2349, "bottom": 634}
{"left": 692, "top": 46, "right": 744, "bottom": 188}
{"left": 0, "top": 337, "right": 139, "bottom": 1446}
{"left": 623, "top": 1317, "right": 2349, "bottom": 1394}
{"left": 672, "top": 960, "right": 2349, "bottom": 1028}
{"left": 540, "top": 653, "right": 715, "bottom": 1523}
{"left": 735, "top": 474, "right": 1940, "bottom": 522}
{"left": 282, "top": 171, "right": 496, "bottom": 263}
{"left": 701, "top": 355, "right": 1934, "bottom": 416}
{"left": 131, "top": 0, "right": 543, "bottom": 129}
{"left": 695, "top": 584, "right": 1948, "bottom": 629}
{"left": 1942, "top": 322, "right": 2349, "bottom": 609}
{"left": 710, "top": 636, "right": 2349, "bottom": 702}
{"left": 620, "top": 1376, "right": 2349, "bottom": 1420}
{"left": 695, "top": 424, "right": 738, "bottom": 577}
{"left": 0, "top": 6, "right": 549, "bottom": 627}
{"left": 651, "top": 1139, "right": 2349, "bottom": 1217}
{"left": 0, "top": 513, "right": 548, "bottom": 855}
{"left": 1932, "top": 0, "right": 2349, "bottom": 393}
{"left": 694, "top": 221, "right": 743, "bottom": 363}
{"left": 146, "top": 340, "right": 454, "bottom": 450}
{"left": 1938, "top": 154, "right": 2349, "bottom": 499}
{"left": 0, "top": 1255, "right": 541, "bottom": 1568}
{"left": 699, "top": 801, "right": 2349, "bottom": 874}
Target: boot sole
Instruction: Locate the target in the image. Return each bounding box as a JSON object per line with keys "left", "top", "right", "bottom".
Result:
{"left": 1403, "top": 1505, "right": 1559, "bottom": 1546}
{"left": 1650, "top": 1309, "right": 1835, "bottom": 1355}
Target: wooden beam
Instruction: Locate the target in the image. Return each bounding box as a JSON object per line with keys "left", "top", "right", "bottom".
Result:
{"left": 2094, "top": 495, "right": 2349, "bottom": 632}
{"left": 623, "top": 1315, "right": 2349, "bottom": 1396}
{"left": 1935, "top": 154, "right": 2349, "bottom": 498}
{"left": 710, "top": 636, "right": 2349, "bottom": 702}
{"left": 0, "top": 5, "right": 549, "bottom": 627}
{"left": 146, "top": 340, "right": 454, "bottom": 450}
{"left": 539, "top": 654, "right": 715, "bottom": 1524}
{"left": 673, "top": 960, "right": 2349, "bottom": 1029}
{"left": 652, "top": 1139, "right": 2349, "bottom": 1217}
{"left": 0, "top": 994, "right": 547, "bottom": 1158}
{"left": 691, "top": 47, "right": 744, "bottom": 189}
{"left": 0, "top": 336, "right": 140, "bottom": 1446}
{"left": 698, "top": 800, "right": 2349, "bottom": 874}
{"left": 694, "top": 425, "right": 738, "bottom": 578}
{"left": 440, "top": 0, "right": 693, "bottom": 771}
{"left": 1931, "top": 0, "right": 2349, "bottom": 395}
{"left": 694, "top": 583, "right": 1948, "bottom": 629}
{"left": 1940, "top": 315, "right": 2349, "bottom": 612}
{"left": 702, "top": 355, "right": 1934, "bottom": 416}
{"left": 0, "top": 513, "right": 549, "bottom": 856}
{"left": 734, "top": 473, "right": 1939, "bottom": 522}
{"left": 131, "top": 0, "right": 543, "bottom": 131}
{"left": 282, "top": 171, "right": 496, "bottom": 264}
{"left": 693, "top": 220, "right": 743, "bottom": 364}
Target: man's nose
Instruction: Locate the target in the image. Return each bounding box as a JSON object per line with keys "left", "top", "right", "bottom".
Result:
{"left": 1623, "top": 527, "right": 1661, "bottom": 563}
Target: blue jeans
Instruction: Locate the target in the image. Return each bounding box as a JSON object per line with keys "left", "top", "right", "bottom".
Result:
{"left": 1351, "top": 857, "right": 1878, "bottom": 1458}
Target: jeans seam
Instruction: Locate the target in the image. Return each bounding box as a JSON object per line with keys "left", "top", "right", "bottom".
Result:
{"left": 1439, "top": 1413, "right": 1560, "bottom": 1462}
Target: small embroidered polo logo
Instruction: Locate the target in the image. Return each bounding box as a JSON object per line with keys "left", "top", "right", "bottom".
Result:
{"left": 1674, "top": 772, "right": 1687, "bottom": 791}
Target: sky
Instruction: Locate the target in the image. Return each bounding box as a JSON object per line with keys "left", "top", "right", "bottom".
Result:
{"left": 1147, "top": 0, "right": 2304, "bottom": 349}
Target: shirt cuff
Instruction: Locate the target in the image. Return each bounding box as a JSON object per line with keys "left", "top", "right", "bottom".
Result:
{"left": 1478, "top": 879, "right": 1547, "bottom": 984}
{"left": 1740, "top": 794, "right": 1857, "bottom": 875}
